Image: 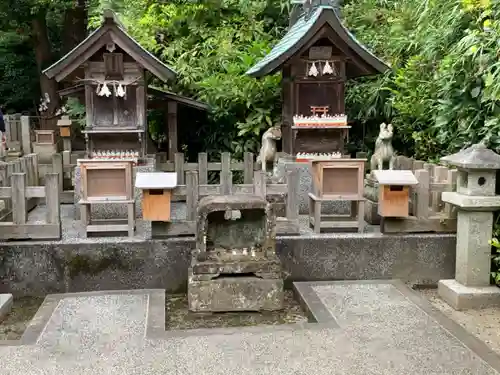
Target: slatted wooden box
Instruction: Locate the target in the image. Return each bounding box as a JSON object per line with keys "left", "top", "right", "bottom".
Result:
{"left": 135, "top": 172, "right": 177, "bottom": 221}
{"left": 311, "top": 159, "right": 366, "bottom": 199}
{"left": 79, "top": 159, "right": 134, "bottom": 201}
{"left": 373, "top": 170, "right": 418, "bottom": 218}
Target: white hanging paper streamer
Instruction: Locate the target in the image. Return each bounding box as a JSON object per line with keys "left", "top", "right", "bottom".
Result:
{"left": 308, "top": 62, "right": 318, "bottom": 77}
{"left": 323, "top": 61, "right": 334, "bottom": 75}
{"left": 116, "top": 84, "right": 126, "bottom": 98}
{"left": 98, "top": 83, "right": 112, "bottom": 97}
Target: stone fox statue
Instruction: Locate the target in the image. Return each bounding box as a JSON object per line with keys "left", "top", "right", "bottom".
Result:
{"left": 257, "top": 126, "right": 282, "bottom": 172}
{"left": 370, "top": 122, "right": 395, "bottom": 171}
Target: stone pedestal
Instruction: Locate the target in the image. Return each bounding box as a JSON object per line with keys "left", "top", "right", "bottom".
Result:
{"left": 363, "top": 176, "right": 381, "bottom": 225}
{"left": 74, "top": 157, "right": 155, "bottom": 220}
{"left": 188, "top": 195, "right": 284, "bottom": 312}
{"left": 437, "top": 144, "right": 500, "bottom": 310}
{"left": 188, "top": 257, "right": 284, "bottom": 312}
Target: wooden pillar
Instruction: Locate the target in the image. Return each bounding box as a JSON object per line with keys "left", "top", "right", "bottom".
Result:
{"left": 167, "top": 101, "right": 178, "bottom": 161}
{"left": 281, "top": 65, "right": 294, "bottom": 155}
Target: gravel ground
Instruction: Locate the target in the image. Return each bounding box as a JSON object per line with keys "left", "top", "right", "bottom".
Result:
{"left": 418, "top": 288, "right": 500, "bottom": 355}
{"left": 166, "top": 290, "right": 308, "bottom": 330}
{"left": 0, "top": 296, "right": 44, "bottom": 340}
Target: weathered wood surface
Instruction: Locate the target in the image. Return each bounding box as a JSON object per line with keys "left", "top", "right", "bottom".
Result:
{"left": 0, "top": 172, "right": 61, "bottom": 241}
{"left": 365, "top": 155, "right": 459, "bottom": 233}
{"left": 151, "top": 169, "right": 300, "bottom": 238}
{"left": 156, "top": 152, "right": 257, "bottom": 183}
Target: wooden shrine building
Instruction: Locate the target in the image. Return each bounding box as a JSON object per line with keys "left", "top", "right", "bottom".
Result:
{"left": 246, "top": 0, "right": 390, "bottom": 156}
{"left": 43, "top": 10, "right": 207, "bottom": 160}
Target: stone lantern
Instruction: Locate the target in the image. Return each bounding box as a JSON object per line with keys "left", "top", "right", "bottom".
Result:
{"left": 438, "top": 143, "right": 500, "bottom": 309}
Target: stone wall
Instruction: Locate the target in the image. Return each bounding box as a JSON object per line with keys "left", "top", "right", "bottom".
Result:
{"left": 0, "top": 233, "right": 456, "bottom": 296}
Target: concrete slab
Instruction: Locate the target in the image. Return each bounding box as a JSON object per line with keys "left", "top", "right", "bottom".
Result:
{"left": 1, "top": 281, "right": 500, "bottom": 374}
{"left": 439, "top": 279, "right": 500, "bottom": 310}
{"left": 0, "top": 294, "right": 13, "bottom": 321}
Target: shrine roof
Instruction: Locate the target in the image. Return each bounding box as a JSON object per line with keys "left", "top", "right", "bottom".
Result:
{"left": 43, "top": 10, "right": 176, "bottom": 82}
{"left": 246, "top": 5, "right": 390, "bottom": 78}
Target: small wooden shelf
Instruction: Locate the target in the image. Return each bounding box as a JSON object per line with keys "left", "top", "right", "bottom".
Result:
{"left": 83, "top": 128, "right": 143, "bottom": 134}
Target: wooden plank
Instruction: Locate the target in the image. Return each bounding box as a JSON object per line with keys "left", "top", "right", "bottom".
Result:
{"left": 11, "top": 173, "right": 26, "bottom": 224}
{"left": 0, "top": 186, "right": 45, "bottom": 199}
{"left": 412, "top": 160, "right": 424, "bottom": 171}
{"left": 151, "top": 221, "right": 196, "bottom": 237}
{"left": 220, "top": 152, "right": 232, "bottom": 195}
{"left": 253, "top": 171, "right": 266, "bottom": 198}
{"left": 170, "top": 182, "right": 287, "bottom": 199}
{"left": 198, "top": 152, "right": 208, "bottom": 185}
{"left": 60, "top": 190, "right": 75, "bottom": 204}
{"left": 286, "top": 169, "right": 299, "bottom": 221}
{"left": 380, "top": 216, "right": 457, "bottom": 233}
{"left": 243, "top": 152, "right": 254, "bottom": 184}
{"left": 414, "top": 170, "right": 429, "bottom": 218}
{"left": 21, "top": 116, "right": 31, "bottom": 155}
{"left": 0, "top": 223, "right": 60, "bottom": 240}
{"left": 445, "top": 169, "right": 458, "bottom": 219}
{"left": 86, "top": 224, "right": 131, "bottom": 232}
{"left": 433, "top": 166, "right": 448, "bottom": 213}
{"left": 167, "top": 101, "right": 178, "bottom": 160}
{"left": 276, "top": 218, "right": 300, "bottom": 235}
{"left": 52, "top": 153, "right": 64, "bottom": 192}
{"left": 155, "top": 152, "right": 167, "bottom": 170}
{"left": 45, "top": 173, "right": 60, "bottom": 225}
{"left": 186, "top": 171, "right": 199, "bottom": 221}
{"left": 31, "top": 153, "right": 39, "bottom": 186}
{"left": 174, "top": 153, "right": 185, "bottom": 185}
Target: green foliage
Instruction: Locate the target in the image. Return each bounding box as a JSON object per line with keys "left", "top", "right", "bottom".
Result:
{"left": 0, "top": 32, "right": 38, "bottom": 111}
{"left": 115, "top": 0, "right": 289, "bottom": 158}
{"left": 344, "top": 0, "right": 500, "bottom": 160}
{"left": 490, "top": 213, "right": 500, "bottom": 285}
{"left": 65, "top": 97, "right": 86, "bottom": 128}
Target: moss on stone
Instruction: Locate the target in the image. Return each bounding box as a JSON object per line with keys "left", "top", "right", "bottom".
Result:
{"left": 66, "top": 249, "right": 132, "bottom": 278}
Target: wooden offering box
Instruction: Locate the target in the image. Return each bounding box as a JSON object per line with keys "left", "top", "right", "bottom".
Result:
{"left": 311, "top": 159, "right": 366, "bottom": 199}
{"left": 135, "top": 172, "right": 177, "bottom": 221}
{"left": 57, "top": 116, "right": 72, "bottom": 138}
{"left": 373, "top": 170, "right": 418, "bottom": 218}
{"left": 35, "top": 129, "right": 57, "bottom": 145}
{"left": 79, "top": 159, "right": 134, "bottom": 202}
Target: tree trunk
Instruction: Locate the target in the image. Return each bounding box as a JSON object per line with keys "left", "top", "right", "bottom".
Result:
{"left": 32, "top": 11, "right": 60, "bottom": 129}
{"left": 63, "top": 0, "right": 88, "bottom": 53}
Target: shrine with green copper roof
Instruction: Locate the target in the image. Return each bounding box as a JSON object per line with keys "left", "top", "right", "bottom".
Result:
{"left": 246, "top": 0, "right": 390, "bottom": 156}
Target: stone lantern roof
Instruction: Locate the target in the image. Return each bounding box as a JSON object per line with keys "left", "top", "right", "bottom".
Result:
{"left": 440, "top": 143, "right": 500, "bottom": 170}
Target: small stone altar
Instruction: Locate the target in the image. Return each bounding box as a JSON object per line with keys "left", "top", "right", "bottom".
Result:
{"left": 188, "top": 195, "right": 284, "bottom": 312}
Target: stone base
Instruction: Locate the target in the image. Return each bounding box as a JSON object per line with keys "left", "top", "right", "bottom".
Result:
{"left": 363, "top": 177, "right": 381, "bottom": 225}
{"left": 364, "top": 199, "right": 381, "bottom": 225}
{"left": 0, "top": 293, "right": 13, "bottom": 322}
{"left": 438, "top": 279, "right": 500, "bottom": 310}
{"left": 188, "top": 272, "right": 284, "bottom": 312}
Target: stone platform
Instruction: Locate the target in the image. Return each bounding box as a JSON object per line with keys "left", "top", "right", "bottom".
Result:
{"left": 0, "top": 203, "right": 460, "bottom": 297}
{"left": 0, "top": 204, "right": 457, "bottom": 296}
{"left": 1, "top": 281, "right": 499, "bottom": 374}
